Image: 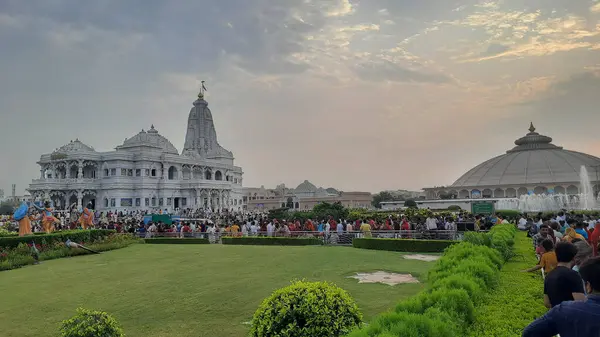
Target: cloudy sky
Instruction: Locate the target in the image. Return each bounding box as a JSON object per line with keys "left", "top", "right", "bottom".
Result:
{"left": 1, "top": 0, "right": 600, "bottom": 195}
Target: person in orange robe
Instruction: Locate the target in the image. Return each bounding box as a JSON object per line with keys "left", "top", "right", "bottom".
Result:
{"left": 78, "top": 203, "right": 94, "bottom": 229}
{"left": 18, "top": 213, "right": 34, "bottom": 237}
{"left": 34, "top": 201, "right": 59, "bottom": 233}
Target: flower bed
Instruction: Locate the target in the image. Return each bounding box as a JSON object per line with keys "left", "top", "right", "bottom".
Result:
{"left": 0, "top": 234, "right": 139, "bottom": 271}
{"left": 144, "top": 238, "right": 210, "bottom": 244}
{"left": 353, "top": 238, "right": 457, "bottom": 253}
{"left": 466, "top": 232, "right": 546, "bottom": 336}
{"left": 0, "top": 229, "right": 116, "bottom": 248}
{"left": 221, "top": 237, "right": 323, "bottom": 246}
{"left": 348, "top": 224, "right": 517, "bottom": 337}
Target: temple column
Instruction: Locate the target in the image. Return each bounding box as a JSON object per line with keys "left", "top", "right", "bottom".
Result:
{"left": 44, "top": 190, "right": 50, "bottom": 202}
{"left": 77, "top": 161, "right": 83, "bottom": 179}
{"left": 77, "top": 190, "right": 83, "bottom": 209}
{"left": 40, "top": 167, "right": 45, "bottom": 179}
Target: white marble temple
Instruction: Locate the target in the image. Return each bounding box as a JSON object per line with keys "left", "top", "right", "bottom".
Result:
{"left": 28, "top": 92, "right": 244, "bottom": 212}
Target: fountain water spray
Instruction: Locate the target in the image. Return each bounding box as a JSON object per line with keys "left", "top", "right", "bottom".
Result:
{"left": 579, "top": 165, "right": 597, "bottom": 210}
{"left": 495, "top": 165, "right": 599, "bottom": 212}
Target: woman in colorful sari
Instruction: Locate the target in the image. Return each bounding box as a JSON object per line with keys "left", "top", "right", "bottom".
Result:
{"left": 78, "top": 203, "right": 94, "bottom": 229}
{"left": 564, "top": 227, "right": 586, "bottom": 243}
{"left": 14, "top": 202, "right": 34, "bottom": 236}
{"left": 33, "top": 201, "right": 59, "bottom": 233}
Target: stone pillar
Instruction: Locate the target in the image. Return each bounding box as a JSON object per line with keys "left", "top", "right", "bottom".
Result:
{"left": 77, "top": 161, "right": 83, "bottom": 179}
{"left": 40, "top": 167, "right": 45, "bottom": 179}
{"left": 44, "top": 190, "right": 50, "bottom": 202}
{"left": 162, "top": 164, "right": 167, "bottom": 179}
{"left": 77, "top": 190, "right": 83, "bottom": 210}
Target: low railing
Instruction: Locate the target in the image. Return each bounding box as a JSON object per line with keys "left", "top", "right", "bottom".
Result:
{"left": 136, "top": 230, "right": 460, "bottom": 245}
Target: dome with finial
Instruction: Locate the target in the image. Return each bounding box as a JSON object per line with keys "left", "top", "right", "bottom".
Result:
{"left": 53, "top": 139, "right": 95, "bottom": 153}
{"left": 450, "top": 123, "right": 600, "bottom": 187}
{"left": 116, "top": 125, "right": 179, "bottom": 154}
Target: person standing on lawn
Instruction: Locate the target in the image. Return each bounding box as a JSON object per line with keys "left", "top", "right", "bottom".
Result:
{"left": 542, "top": 242, "right": 585, "bottom": 308}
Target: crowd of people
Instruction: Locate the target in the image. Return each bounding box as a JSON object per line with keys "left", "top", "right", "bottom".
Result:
{"left": 0, "top": 207, "right": 514, "bottom": 240}
{"left": 521, "top": 211, "right": 600, "bottom": 336}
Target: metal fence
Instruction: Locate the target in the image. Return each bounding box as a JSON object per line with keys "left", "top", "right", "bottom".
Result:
{"left": 138, "top": 230, "right": 460, "bottom": 245}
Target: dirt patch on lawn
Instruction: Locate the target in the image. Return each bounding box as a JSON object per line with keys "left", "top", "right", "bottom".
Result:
{"left": 403, "top": 254, "right": 440, "bottom": 262}
{"left": 348, "top": 271, "right": 420, "bottom": 286}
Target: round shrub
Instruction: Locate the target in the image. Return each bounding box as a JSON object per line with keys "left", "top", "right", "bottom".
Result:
{"left": 250, "top": 280, "right": 362, "bottom": 337}
{"left": 59, "top": 308, "right": 124, "bottom": 337}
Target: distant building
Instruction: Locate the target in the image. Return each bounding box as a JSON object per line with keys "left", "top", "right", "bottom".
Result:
{"left": 244, "top": 180, "right": 372, "bottom": 211}
{"left": 384, "top": 189, "right": 425, "bottom": 200}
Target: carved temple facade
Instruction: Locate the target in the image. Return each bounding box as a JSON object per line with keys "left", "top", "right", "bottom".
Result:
{"left": 28, "top": 93, "right": 244, "bottom": 212}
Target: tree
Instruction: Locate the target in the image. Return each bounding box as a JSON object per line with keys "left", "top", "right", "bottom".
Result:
{"left": 0, "top": 200, "right": 16, "bottom": 215}
{"left": 371, "top": 191, "right": 404, "bottom": 208}
{"left": 404, "top": 200, "right": 417, "bottom": 208}
{"left": 312, "top": 202, "right": 348, "bottom": 221}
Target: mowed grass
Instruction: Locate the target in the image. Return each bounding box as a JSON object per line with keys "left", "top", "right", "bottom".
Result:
{"left": 0, "top": 244, "right": 435, "bottom": 337}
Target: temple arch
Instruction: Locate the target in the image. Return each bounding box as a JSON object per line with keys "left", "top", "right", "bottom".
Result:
{"left": 494, "top": 188, "right": 505, "bottom": 198}
{"left": 168, "top": 166, "right": 178, "bottom": 180}
{"left": 567, "top": 185, "right": 579, "bottom": 195}
{"left": 215, "top": 170, "right": 223, "bottom": 181}
{"left": 505, "top": 188, "right": 517, "bottom": 198}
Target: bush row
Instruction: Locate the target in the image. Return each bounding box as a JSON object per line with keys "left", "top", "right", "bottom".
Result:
{"left": 144, "top": 238, "right": 210, "bottom": 244}
{"left": 0, "top": 230, "right": 116, "bottom": 248}
{"left": 0, "top": 234, "right": 139, "bottom": 271}
{"left": 221, "top": 237, "right": 323, "bottom": 246}
{"left": 467, "top": 232, "right": 546, "bottom": 336}
{"left": 348, "top": 224, "right": 517, "bottom": 337}
{"left": 352, "top": 238, "right": 457, "bottom": 253}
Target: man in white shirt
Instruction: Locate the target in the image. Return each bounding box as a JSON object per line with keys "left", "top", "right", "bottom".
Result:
{"left": 337, "top": 222, "right": 344, "bottom": 235}
{"left": 426, "top": 217, "right": 438, "bottom": 230}
{"left": 250, "top": 222, "right": 258, "bottom": 236}
{"left": 518, "top": 216, "right": 528, "bottom": 230}
{"left": 266, "top": 222, "right": 274, "bottom": 236}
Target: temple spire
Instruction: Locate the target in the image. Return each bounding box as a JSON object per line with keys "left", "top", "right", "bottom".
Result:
{"left": 529, "top": 122, "right": 536, "bottom": 133}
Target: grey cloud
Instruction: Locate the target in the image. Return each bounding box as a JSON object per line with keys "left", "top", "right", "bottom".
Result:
{"left": 481, "top": 43, "right": 510, "bottom": 57}
{"left": 354, "top": 60, "right": 451, "bottom": 83}
{"left": 520, "top": 72, "right": 600, "bottom": 132}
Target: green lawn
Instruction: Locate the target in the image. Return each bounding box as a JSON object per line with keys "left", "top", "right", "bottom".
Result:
{"left": 0, "top": 244, "right": 435, "bottom": 337}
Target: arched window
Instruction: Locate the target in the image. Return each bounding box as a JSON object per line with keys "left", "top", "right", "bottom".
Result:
{"left": 151, "top": 169, "right": 157, "bottom": 177}
{"left": 215, "top": 171, "right": 223, "bottom": 181}
{"left": 294, "top": 202, "right": 299, "bottom": 209}
{"left": 104, "top": 198, "right": 109, "bottom": 208}
{"left": 205, "top": 170, "right": 212, "bottom": 180}
{"left": 168, "top": 166, "right": 178, "bottom": 180}
{"left": 281, "top": 202, "right": 286, "bottom": 208}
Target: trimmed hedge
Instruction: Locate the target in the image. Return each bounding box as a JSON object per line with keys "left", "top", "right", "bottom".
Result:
{"left": 144, "top": 238, "right": 210, "bottom": 244}
{"left": 352, "top": 238, "right": 457, "bottom": 253}
{"left": 0, "top": 230, "right": 116, "bottom": 248}
{"left": 222, "top": 237, "right": 323, "bottom": 246}
{"left": 348, "top": 224, "right": 517, "bottom": 337}
{"left": 467, "top": 232, "right": 546, "bottom": 336}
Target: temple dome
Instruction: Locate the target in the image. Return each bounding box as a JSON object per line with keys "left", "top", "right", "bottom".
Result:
{"left": 295, "top": 180, "right": 318, "bottom": 193}
{"left": 54, "top": 139, "right": 95, "bottom": 153}
{"left": 451, "top": 124, "right": 600, "bottom": 187}
{"left": 116, "top": 125, "right": 179, "bottom": 155}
